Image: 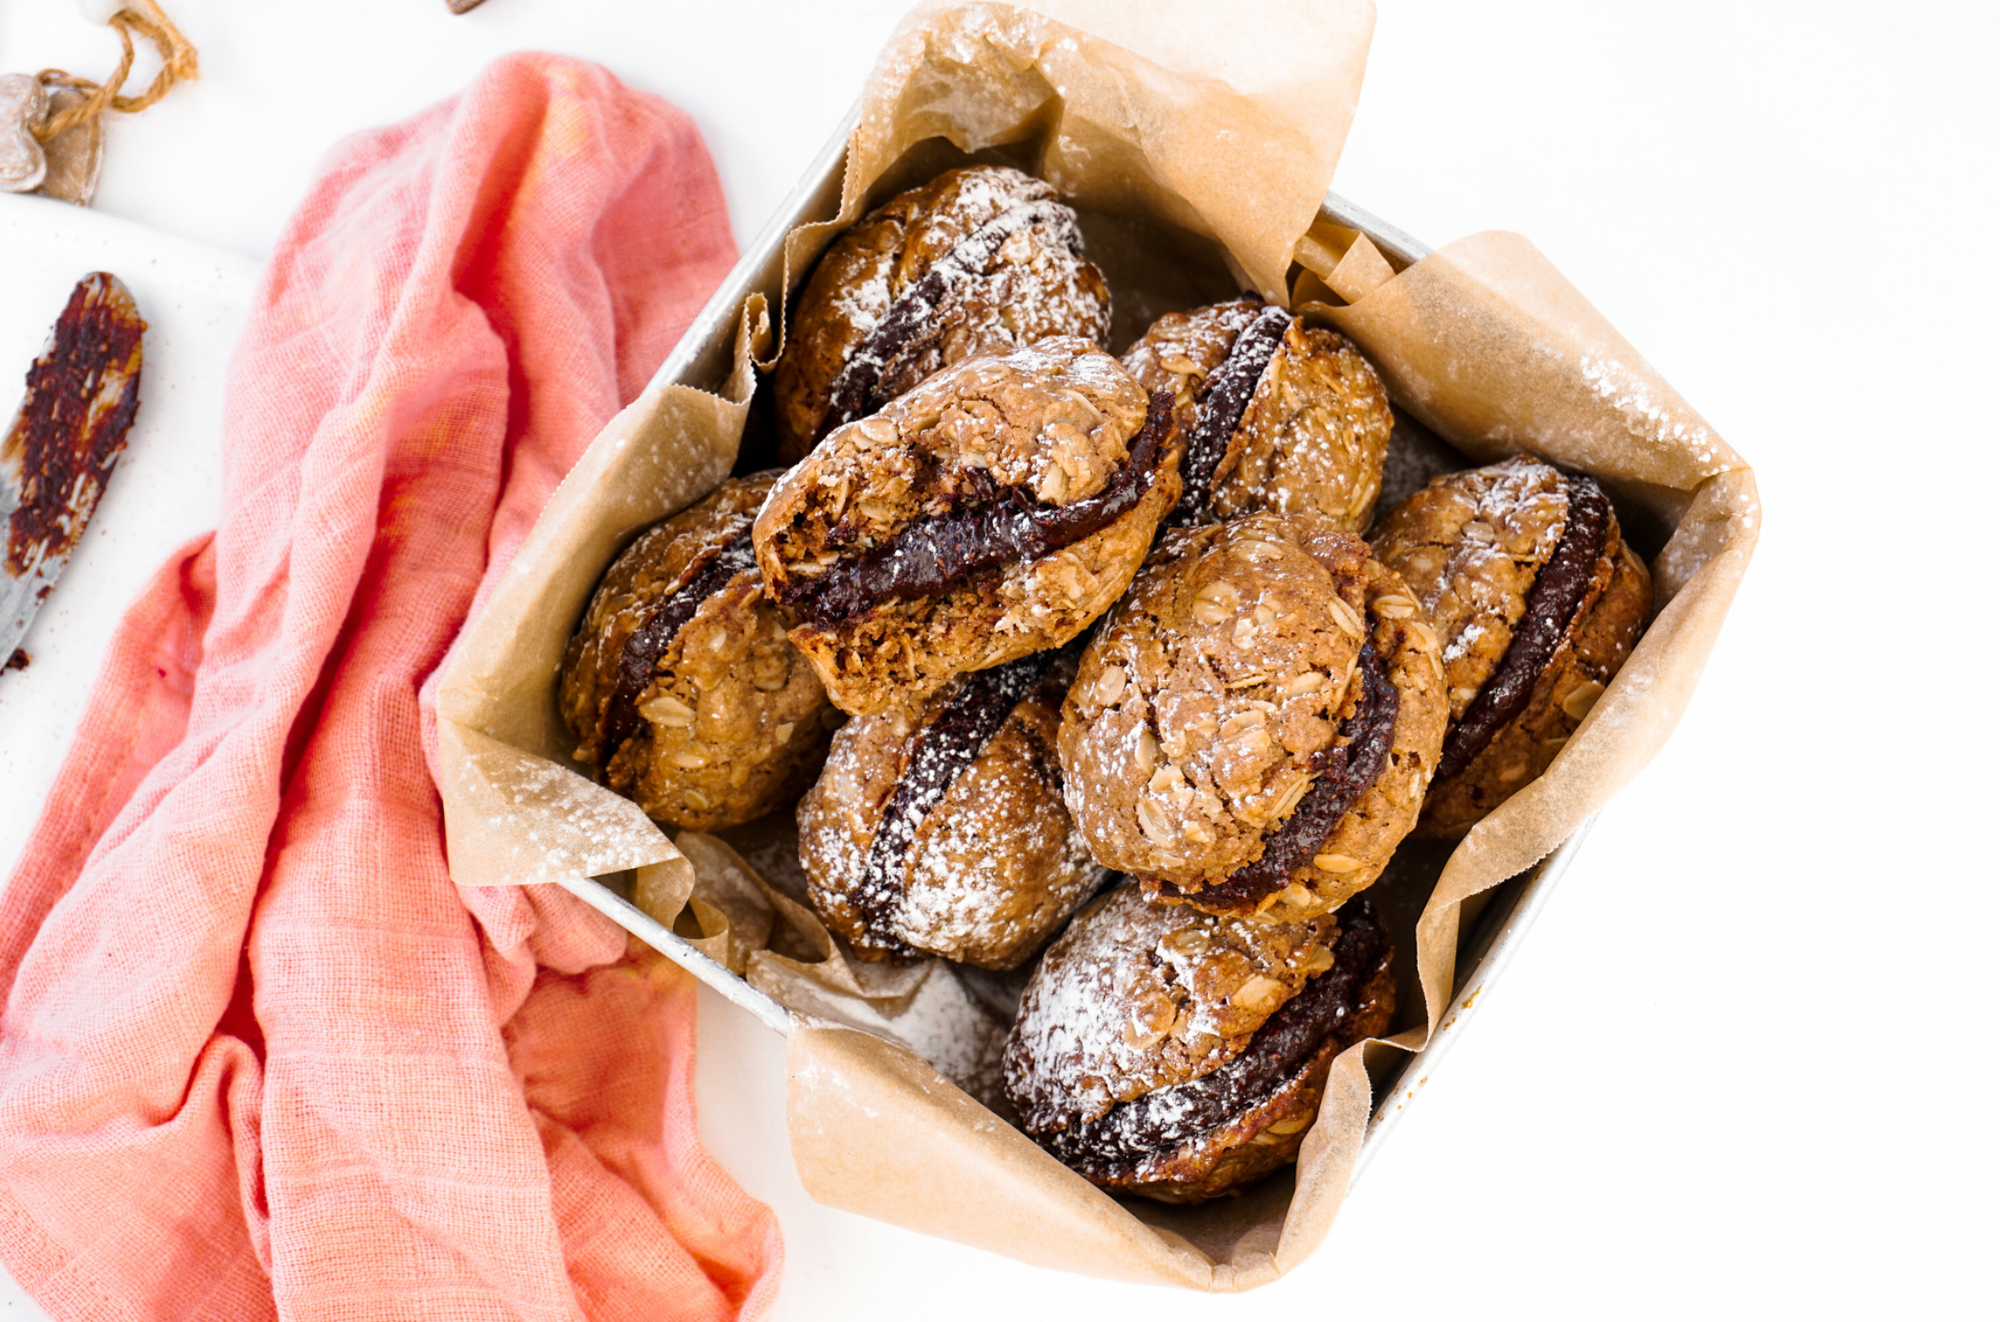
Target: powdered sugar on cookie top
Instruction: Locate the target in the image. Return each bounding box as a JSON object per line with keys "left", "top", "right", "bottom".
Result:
{"left": 1002, "top": 880, "right": 1339, "bottom": 1132}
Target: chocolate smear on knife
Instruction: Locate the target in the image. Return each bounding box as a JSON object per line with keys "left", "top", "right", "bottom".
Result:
{"left": 1044, "top": 899, "right": 1392, "bottom": 1169}
{"left": 777, "top": 390, "right": 1173, "bottom": 629}
{"left": 816, "top": 198, "right": 1090, "bottom": 441}
{"left": 850, "top": 650, "right": 1060, "bottom": 953}
{"left": 1169, "top": 302, "right": 1291, "bottom": 524}
{"left": 597, "top": 522, "right": 758, "bottom": 763}
{"left": 1157, "top": 638, "right": 1399, "bottom": 912}
{"left": 3, "top": 273, "right": 144, "bottom": 576}
{"left": 1436, "top": 474, "right": 1611, "bottom": 781}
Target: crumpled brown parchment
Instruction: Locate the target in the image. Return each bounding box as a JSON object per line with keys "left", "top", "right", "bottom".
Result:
{"left": 432, "top": 0, "right": 1757, "bottom": 1290}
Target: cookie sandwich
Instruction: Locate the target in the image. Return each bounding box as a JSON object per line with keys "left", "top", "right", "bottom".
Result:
{"left": 754, "top": 337, "right": 1181, "bottom": 716}
{"left": 798, "top": 649, "right": 1099, "bottom": 969}
{"left": 1004, "top": 879, "right": 1395, "bottom": 1203}
{"left": 1059, "top": 513, "right": 1446, "bottom": 920}
{"left": 560, "top": 472, "right": 838, "bottom": 829}
{"left": 1122, "top": 296, "right": 1393, "bottom": 530}
{"left": 773, "top": 164, "right": 1113, "bottom": 462}
{"left": 1370, "top": 455, "right": 1653, "bottom": 835}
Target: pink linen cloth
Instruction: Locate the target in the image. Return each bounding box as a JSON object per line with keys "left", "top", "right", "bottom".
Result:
{"left": 0, "top": 53, "right": 781, "bottom": 1321}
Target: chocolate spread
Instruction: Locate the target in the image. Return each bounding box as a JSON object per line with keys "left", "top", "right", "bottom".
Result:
{"left": 817, "top": 199, "right": 1087, "bottom": 441}
{"left": 776, "top": 391, "right": 1175, "bottom": 629}
{"left": 1169, "top": 301, "right": 1290, "bottom": 524}
{"left": 1043, "top": 898, "right": 1392, "bottom": 1169}
{"left": 598, "top": 523, "right": 758, "bottom": 761}
{"left": 850, "top": 651, "right": 1060, "bottom": 952}
{"left": 3, "top": 274, "right": 145, "bottom": 575}
{"left": 1157, "top": 638, "right": 1399, "bottom": 912}
{"left": 1436, "top": 474, "right": 1610, "bottom": 781}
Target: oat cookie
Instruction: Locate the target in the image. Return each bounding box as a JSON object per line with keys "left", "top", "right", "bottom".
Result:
{"left": 1058, "top": 513, "right": 1446, "bottom": 920}
{"left": 560, "top": 473, "right": 839, "bottom": 830}
{"left": 1370, "top": 454, "right": 1654, "bottom": 835}
{"left": 1002, "top": 879, "right": 1394, "bottom": 1203}
{"left": 1122, "top": 296, "right": 1392, "bottom": 530}
{"left": 797, "top": 649, "right": 1099, "bottom": 969}
{"left": 773, "top": 164, "right": 1114, "bottom": 462}
{"left": 754, "top": 337, "right": 1181, "bottom": 717}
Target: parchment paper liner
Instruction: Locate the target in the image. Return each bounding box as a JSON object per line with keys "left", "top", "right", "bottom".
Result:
{"left": 432, "top": 0, "right": 1758, "bottom": 1290}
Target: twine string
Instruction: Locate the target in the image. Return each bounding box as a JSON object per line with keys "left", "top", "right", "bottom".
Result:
{"left": 32, "top": 0, "right": 199, "bottom": 142}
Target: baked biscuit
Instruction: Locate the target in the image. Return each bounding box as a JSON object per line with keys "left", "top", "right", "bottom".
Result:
{"left": 1003, "top": 879, "right": 1394, "bottom": 1203}
{"left": 773, "top": 164, "right": 1114, "bottom": 462}
{"left": 1370, "top": 455, "right": 1654, "bottom": 835}
{"left": 797, "top": 649, "right": 1099, "bottom": 969}
{"left": 1058, "top": 513, "right": 1446, "bottom": 920}
{"left": 1122, "top": 296, "right": 1392, "bottom": 530}
{"left": 560, "top": 473, "right": 838, "bottom": 830}
{"left": 754, "top": 338, "right": 1181, "bottom": 717}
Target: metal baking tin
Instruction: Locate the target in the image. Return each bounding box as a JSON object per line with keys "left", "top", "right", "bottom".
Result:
{"left": 554, "top": 105, "right": 1594, "bottom": 1185}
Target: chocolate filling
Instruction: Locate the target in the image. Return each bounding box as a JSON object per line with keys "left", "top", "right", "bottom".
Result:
{"left": 1436, "top": 474, "right": 1611, "bottom": 782}
{"left": 1168, "top": 301, "right": 1291, "bottom": 525}
{"left": 1040, "top": 898, "right": 1392, "bottom": 1170}
{"left": 597, "top": 523, "right": 758, "bottom": 764}
{"left": 776, "top": 390, "right": 1175, "bottom": 629}
{"left": 817, "top": 198, "right": 1088, "bottom": 442}
{"left": 4, "top": 274, "right": 145, "bottom": 576}
{"left": 1157, "top": 638, "right": 1399, "bottom": 912}
{"left": 850, "top": 651, "right": 1061, "bottom": 953}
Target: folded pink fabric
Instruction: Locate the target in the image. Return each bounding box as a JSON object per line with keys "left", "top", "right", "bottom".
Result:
{"left": 0, "top": 53, "right": 781, "bottom": 1321}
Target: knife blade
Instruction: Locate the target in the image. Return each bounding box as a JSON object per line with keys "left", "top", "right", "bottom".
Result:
{"left": 0, "top": 272, "right": 145, "bottom": 670}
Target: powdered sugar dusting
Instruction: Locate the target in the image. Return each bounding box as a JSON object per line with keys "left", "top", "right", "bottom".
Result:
{"left": 811, "top": 164, "right": 1113, "bottom": 444}
{"left": 1002, "top": 880, "right": 1337, "bottom": 1131}
{"left": 801, "top": 660, "right": 1100, "bottom": 969}
{"left": 461, "top": 734, "right": 668, "bottom": 883}
{"left": 832, "top": 274, "right": 892, "bottom": 342}
{"left": 1579, "top": 354, "right": 1727, "bottom": 474}
{"left": 1371, "top": 456, "right": 1569, "bottom": 718}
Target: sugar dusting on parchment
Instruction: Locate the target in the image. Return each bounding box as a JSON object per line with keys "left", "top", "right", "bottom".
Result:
{"left": 727, "top": 811, "right": 1021, "bottom": 1107}
{"left": 455, "top": 729, "right": 670, "bottom": 884}
{"left": 1579, "top": 354, "right": 1727, "bottom": 474}
{"left": 798, "top": 961, "right": 1015, "bottom": 1111}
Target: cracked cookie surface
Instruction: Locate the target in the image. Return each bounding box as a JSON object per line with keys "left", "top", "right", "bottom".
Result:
{"left": 755, "top": 337, "right": 1181, "bottom": 716}
{"left": 1371, "top": 455, "right": 1654, "bottom": 835}
{"left": 1002, "top": 880, "right": 1394, "bottom": 1202}
{"left": 797, "top": 651, "right": 1099, "bottom": 969}
{"left": 1123, "top": 297, "right": 1391, "bottom": 530}
{"left": 1058, "top": 513, "right": 1446, "bottom": 919}
{"left": 773, "top": 164, "right": 1113, "bottom": 462}
{"left": 560, "top": 472, "right": 839, "bottom": 829}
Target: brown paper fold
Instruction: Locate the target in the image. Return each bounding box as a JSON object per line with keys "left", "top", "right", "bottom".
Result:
{"left": 433, "top": 295, "right": 769, "bottom": 890}
{"left": 431, "top": 0, "right": 1755, "bottom": 1291}
{"left": 1317, "top": 233, "right": 1760, "bottom": 1037}
{"left": 779, "top": 0, "right": 1374, "bottom": 331}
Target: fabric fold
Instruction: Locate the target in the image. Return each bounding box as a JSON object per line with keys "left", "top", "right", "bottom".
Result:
{"left": 0, "top": 53, "right": 779, "bottom": 1322}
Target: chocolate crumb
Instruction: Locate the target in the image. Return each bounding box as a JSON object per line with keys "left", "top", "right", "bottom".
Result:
{"left": 4, "top": 647, "right": 28, "bottom": 671}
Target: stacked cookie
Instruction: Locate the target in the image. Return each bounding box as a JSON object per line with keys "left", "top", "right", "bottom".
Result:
{"left": 557, "top": 164, "right": 1655, "bottom": 1204}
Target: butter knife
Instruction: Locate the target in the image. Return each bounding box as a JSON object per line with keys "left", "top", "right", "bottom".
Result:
{"left": 0, "top": 272, "right": 145, "bottom": 671}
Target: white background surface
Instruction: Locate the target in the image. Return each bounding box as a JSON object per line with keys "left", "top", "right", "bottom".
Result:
{"left": 1, "top": 2, "right": 1995, "bottom": 1318}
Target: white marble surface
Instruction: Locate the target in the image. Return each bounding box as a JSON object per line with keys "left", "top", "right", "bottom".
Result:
{"left": 0, "top": 2, "right": 1993, "bottom": 1318}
